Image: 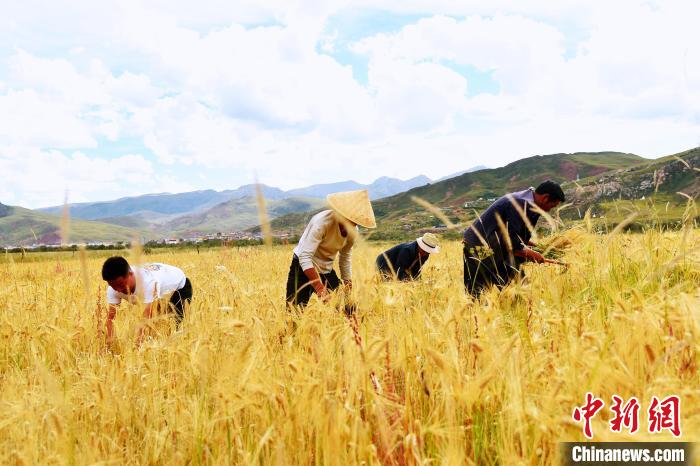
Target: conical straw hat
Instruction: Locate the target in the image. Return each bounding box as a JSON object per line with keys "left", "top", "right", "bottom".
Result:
{"left": 326, "top": 189, "right": 376, "bottom": 229}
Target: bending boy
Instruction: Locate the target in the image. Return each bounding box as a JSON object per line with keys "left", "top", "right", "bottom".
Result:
{"left": 101, "top": 256, "right": 192, "bottom": 346}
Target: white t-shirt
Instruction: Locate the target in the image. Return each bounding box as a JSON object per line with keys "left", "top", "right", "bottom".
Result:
{"left": 107, "top": 263, "right": 187, "bottom": 305}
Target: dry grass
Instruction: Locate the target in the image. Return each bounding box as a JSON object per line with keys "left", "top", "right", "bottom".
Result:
{"left": 0, "top": 231, "right": 699, "bottom": 465}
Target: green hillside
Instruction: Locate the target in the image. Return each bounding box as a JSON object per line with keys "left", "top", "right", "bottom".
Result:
{"left": 0, "top": 204, "right": 139, "bottom": 246}
{"left": 260, "top": 149, "right": 700, "bottom": 239}
{"left": 372, "top": 151, "right": 645, "bottom": 215}
{"left": 262, "top": 152, "right": 646, "bottom": 235}
{"left": 562, "top": 147, "right": 700, "bottom": 225}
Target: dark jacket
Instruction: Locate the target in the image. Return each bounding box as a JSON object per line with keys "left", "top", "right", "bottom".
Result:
{"left": 463, "top": 188, "right": 541, "bottom": 278}
{"left": 376, "top": 241, "right": 427, "bottom": 280}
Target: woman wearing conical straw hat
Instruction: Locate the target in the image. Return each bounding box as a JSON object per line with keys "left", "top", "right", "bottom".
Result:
{"left": 285, "top": 189, "right": 376, "bottom": 308}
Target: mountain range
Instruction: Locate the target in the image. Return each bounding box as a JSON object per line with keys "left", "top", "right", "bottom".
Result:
{"left": 3, "top": 151, "right": 698, "bottom": 247}
{"left": 38, "top": 175, "right": 433, "bottom": 219}
{"left": 2, "top": 174, "right": 436, "bottom": 245}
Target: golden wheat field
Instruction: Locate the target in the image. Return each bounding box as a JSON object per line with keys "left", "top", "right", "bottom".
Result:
{"left": 0, "top": 230, "right": 699, "bottom": 465}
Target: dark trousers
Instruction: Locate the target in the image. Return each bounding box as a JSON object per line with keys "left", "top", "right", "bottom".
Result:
{"left": 285, "top": 255, "right": 341, "bottom": 307}
{"left": 169, "top": 278, "right": 192, "bottom": 325}
{"left": 463, "top": 246, "right": 515, "bottom": 296}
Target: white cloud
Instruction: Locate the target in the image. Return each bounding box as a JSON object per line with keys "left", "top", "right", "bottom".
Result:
{"left": 352, "top": 5, "right": 700, "bottom": 131}
{"left": 1, "top": 50, "right": 161, "bottom": 150}
{"left": 0, "top": 0, "right": 699, "bottom": 208}
{"left": 0, "top": 148, "right": 190, "bottom": 207}
{"left": 355, "top": 15, "right": 566, "bottom": 93}
{"left": 368, "top": 59, "right": 467, "bottom": 132}
{"left": 0, "top": 89, "right": 96, "bottom": 148}
{"left": 113, "top": 13, "right": 381, "bottom": 140}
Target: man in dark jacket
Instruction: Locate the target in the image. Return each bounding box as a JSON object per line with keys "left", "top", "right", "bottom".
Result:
{"left": 463, "top": 180, "right": 565, "bottom": 295}
{"left": 376, "top": 233, "right": 440, "bottom": 281}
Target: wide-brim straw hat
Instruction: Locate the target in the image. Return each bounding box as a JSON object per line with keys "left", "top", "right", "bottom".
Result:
{"left": 417, "top": 232, "right": 440, "bottom": 253}
{"left": 326, "top": 189, "right": 376, "bottom": 229}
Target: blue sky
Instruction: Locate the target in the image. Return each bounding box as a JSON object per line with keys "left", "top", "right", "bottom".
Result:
{"left": 0, "top": 1, "right": 699, "bottom": 208}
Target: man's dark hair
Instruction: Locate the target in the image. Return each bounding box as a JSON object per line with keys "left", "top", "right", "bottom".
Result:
{"left": 102, "top": 256, "right": 130, "bottom": 281}
{"left": 535, "top": 180, "right": 566, "bottom": 202}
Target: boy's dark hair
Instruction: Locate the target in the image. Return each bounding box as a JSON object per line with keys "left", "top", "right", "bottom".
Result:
{"left": 102, "top": 256, "right": 130, "bottom": 281}
{"left": 535, "top": 180, "right": 566, "bottom": 202}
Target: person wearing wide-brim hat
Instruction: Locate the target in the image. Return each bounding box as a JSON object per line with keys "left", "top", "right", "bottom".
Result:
{"left": 285, "top": 189, "right": 376, "bottom": 308}
{"left": 376, "top": 232, "right": 440, "bottom": 281}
